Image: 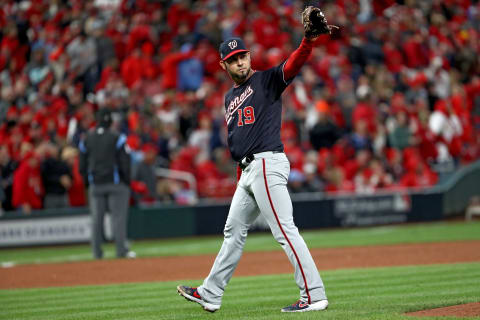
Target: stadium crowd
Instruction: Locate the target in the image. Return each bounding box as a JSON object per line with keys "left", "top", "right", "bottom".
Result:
{"left": 0, "top": 0, "right": 479, "bottom": 213}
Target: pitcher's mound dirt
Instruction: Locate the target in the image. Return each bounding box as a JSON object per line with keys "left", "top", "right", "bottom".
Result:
{"left": 406, "top": 302, "right": 480, "bottom": 318}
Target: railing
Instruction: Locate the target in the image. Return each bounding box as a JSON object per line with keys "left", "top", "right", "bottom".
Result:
{"left": 154, "top": 168, "right": 198, "bottom": 202}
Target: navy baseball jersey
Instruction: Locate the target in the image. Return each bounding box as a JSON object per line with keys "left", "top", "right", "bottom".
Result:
{"left": 224, "top": 62, "right": 293, "bottom": 161}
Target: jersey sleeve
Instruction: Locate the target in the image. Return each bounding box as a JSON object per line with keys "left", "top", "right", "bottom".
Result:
{"left": 261, "top": 61, "right": 293, "bottom": 101}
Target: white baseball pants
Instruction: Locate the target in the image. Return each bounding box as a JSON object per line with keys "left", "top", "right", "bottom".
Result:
{"left": 197, "top": 152, "right": 327, "bottom": 306}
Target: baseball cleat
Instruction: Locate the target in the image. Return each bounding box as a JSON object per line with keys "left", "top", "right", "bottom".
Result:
{"left": 177, "top": 285, "right": 220, "bottom": 312}
{"left": 281, "top": 299, "right": 329, "bottom": 312}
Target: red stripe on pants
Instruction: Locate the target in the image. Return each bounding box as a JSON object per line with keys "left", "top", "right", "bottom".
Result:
{"left": 262, "top": 159, "right": 311, "bottom": 304}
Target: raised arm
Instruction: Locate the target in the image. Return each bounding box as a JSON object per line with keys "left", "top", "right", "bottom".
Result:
{"left": 284, "top": 6, "right": 338, "bottom": 81}
{"left": 283, "top": 38, "right": 315, "bottom": 81}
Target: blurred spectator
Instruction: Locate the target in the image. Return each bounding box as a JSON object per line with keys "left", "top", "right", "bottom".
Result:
{"left": 385, "top": 148, "right": 405, "bottom": 182}
{"left": 26, "top": 47, "right": 51, "bottom": 87}
{"left": 194, "top": 151, "right": 235, "bottom": 198}
{"left": 66, "top": 28, "right": 98, "bottom": 93}
{"left": 429, "top": 100, "right": 463, "bottom": 161}
{"left": 61, "top": 146, "right": 86, "bottom": 207}
{"left": 400, "top": 162, "right": 438, "bottom": 189}
{"left": 302, "top": 160, "right": 325, "bottom": 192}
{"left": 388, "top": 110, "right": 416, "bottom": 150}
{"left": 369, "top": 158, "right": 394, "bottom": 190}
{"left": 121, "top": 46, "right": 153, "bottom": 89}
{"left": 343, "top": 149, "right": 371, "bottom": 181}
{"left": 372, "top": 120, "right": 388, "bottom": 156}
{"left": 41, "top": 143, "right": 72, "bottom": 209}
{"left": 1, "top": 20, "right": 29, "bottom": 76}
{"left": 352, "top": 77, "right": 377, "bottom": 134}
{"left": 0, "top": 145, "right": 17, "bottom": 212}
{"left": 188, "top": 111, "right": 212, "bottom": 158}
{"left": 349, "top": 120, "right": 373, "bottom": 152}
{"left": 132, "top": 143, "right": 159, "bottom": 204}
{"left": 355, "top": 157, "right": 394, "bottom": 193}
{"left": 320, "top": 149, "right": 352, "bottom": 193}
{"left": 336, "top": 76, "right": 357, "bottom": 131}
{"left": 160, "top": 46, "right": 194, "bottom": 91}
{"left": 309, "top": 101, "right": 342, "bottom": 150}
{"left": 288, "top": 169, "right": 307, "bottom": 193}
{"left": 92, "top": 21, "right": 116, "bottom": 72}
{"left": 178, "top": 44, "right": 204, "bottom": 91}
{"left": 212, "top": 147, "right": 236, "bottom": 178}
{"left": 12, "top": 147, "right": 44, "bottom": 214}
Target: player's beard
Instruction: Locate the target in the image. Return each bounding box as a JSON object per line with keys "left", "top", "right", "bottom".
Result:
{"left": 229, "top": 66, "right": 251, "bottom": 84}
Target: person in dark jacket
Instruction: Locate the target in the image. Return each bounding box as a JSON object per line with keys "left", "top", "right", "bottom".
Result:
{"left": 309, "top": 107, "right": 342, "bottom": 150}
{"left": 79, "top": 108, "right": 133, "bottom": 259}
{"left": 0, "top": 145, "right": 17, "bottom": 212}
{"left": 41, "top": 143, "right": 72, "bottom": 209}
{"left": 132, "top": 143, "right": 159, "bottom": 204}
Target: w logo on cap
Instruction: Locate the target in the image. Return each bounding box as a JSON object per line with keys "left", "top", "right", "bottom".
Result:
{"left": 219, "top": 37, "right": 248, "bottom": 61}
{"left": 228, "top": 40, "right": 238, "bottom": 49}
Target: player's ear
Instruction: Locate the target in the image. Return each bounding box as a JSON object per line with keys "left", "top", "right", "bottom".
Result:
{"left": 219, "top": 60, "right": 226, "bottom": 70}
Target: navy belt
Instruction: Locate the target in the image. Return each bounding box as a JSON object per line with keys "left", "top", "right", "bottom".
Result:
{"left": 239, "top": 154, "right": 255, "bottom": 170}
{"left": 238, "top": 151, "right": 282, "bottom": 170}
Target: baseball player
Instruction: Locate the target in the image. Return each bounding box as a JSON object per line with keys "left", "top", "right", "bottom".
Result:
{"left": 178, "top": 7, "right": 337, "bottom": 313}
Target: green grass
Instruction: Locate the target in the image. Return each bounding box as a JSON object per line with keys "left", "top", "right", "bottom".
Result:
{"left": 1, "top": 221, "right": 479, "bottom": 265}
{"left": 1, "top": 221, "right": 479, "bottom": 319}
{"left": 1, "top": 262, "right": 479, "bottom": 320}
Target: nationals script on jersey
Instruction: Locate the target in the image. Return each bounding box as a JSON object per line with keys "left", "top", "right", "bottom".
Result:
{"left": 224, "top": 62, "right": 294, "bottom": 162}
{"left": 225, "top": 85, "right": 254, "bottom": 125}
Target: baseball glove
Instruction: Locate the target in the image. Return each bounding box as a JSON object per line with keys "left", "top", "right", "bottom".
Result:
{"left": 302, "top": 6, "right": 338, "bottom": 39}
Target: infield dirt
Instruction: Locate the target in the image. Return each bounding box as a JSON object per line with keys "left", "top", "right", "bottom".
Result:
{"left": 406, "top": 302, "right": 480, "bottom": 317}
{"left": 1, "top": 240, "right": 479, "bottom": 289}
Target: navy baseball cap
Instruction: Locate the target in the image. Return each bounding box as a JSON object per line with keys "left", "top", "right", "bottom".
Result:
{"left": 219, "top": 37, "right": 249, "bottom": 61}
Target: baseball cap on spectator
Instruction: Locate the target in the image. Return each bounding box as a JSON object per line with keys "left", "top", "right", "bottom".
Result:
{"left": 219, "top": 37, "right": 249, "bottom": 61}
